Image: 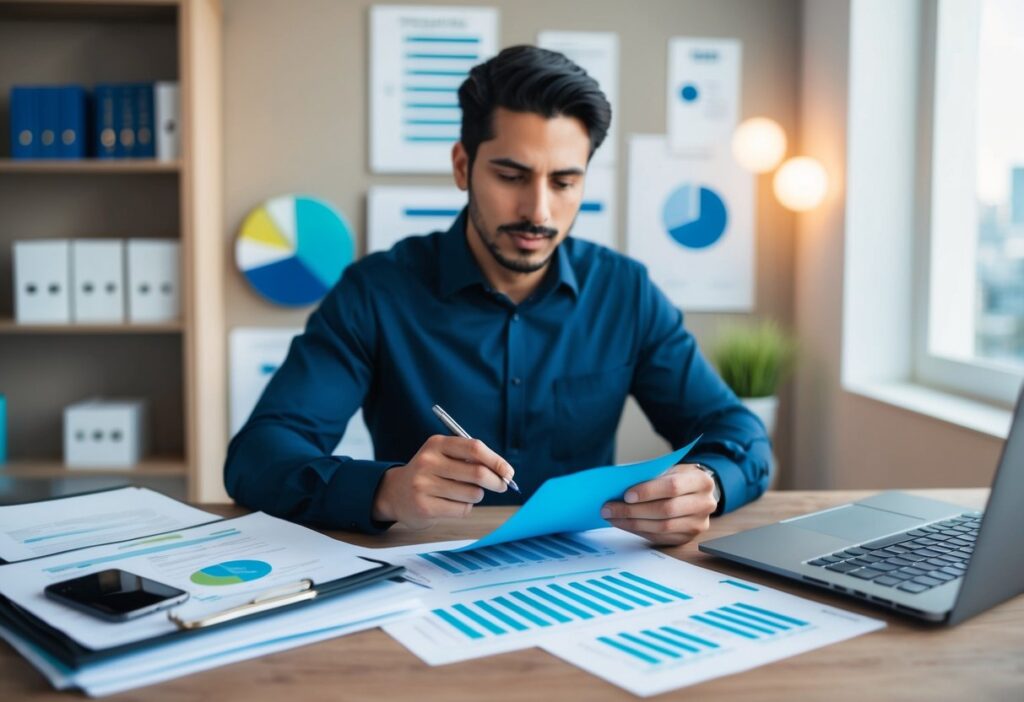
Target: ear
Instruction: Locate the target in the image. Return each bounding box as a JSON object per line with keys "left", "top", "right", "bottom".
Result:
{"left": 452, "top": 142, "right": 470, "bottom": 191}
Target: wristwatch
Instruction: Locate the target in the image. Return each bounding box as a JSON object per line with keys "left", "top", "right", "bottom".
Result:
{"left": 695, "top": 463, "right": 722, "bottom": 514}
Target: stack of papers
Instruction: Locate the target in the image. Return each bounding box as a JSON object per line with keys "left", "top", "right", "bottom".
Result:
{"left": 370, "top": 529, "right": 884, "bottom": 696}
{"left": 349, "top": 444, "right": 886, "bottom": 696}
{"left": 0, "top": 488, "right": 421, "bottom": 696}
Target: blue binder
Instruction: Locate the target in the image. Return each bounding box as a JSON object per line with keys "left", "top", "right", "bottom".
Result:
{"left": 135, "top": 84, "right": 156, "bottom": 158}
{"left": 117, "top": 84, "right": 135, "bottom": 158}
{"left": 38, "top": 87, "right": 61, "bottom": 159}
{"left": 93, "top": 84, "right": 117, "bottom": 159}
{"left": 9, "top": 87, "right": 38, "bottom": 159}
{"left": 58, "top": 86, "right": 87, "bottom": 159}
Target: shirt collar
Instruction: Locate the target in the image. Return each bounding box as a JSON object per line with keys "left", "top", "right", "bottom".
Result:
{"left": 438, "top": 208, "right": 579, "bottom": 301}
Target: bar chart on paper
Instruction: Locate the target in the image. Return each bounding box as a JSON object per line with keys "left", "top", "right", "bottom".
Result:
{"left": 384, "top": 566, "right": 695, "bottom": 665}
{"left": 541, "top": 594, "right": 883, "bottom": 697}
{"left": 415, "top": 534, "right": 613, "bottom": 577}
{"left": 690, "top": 602, "right": 809, "bottom": 641}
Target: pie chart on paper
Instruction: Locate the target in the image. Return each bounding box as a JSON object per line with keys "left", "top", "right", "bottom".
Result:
{"left": 190, "top": 560, "right": 272, "bottom": 586}
{"left": 236, "top": 195, "right": 355, "bottom": 306}
{"left": 661, "top": 184, "right": 728, "bottom": 250}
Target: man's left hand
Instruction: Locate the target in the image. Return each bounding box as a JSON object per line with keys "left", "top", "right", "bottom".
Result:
{"left": 600, "top": 464, "right": 718, "bottom": 546}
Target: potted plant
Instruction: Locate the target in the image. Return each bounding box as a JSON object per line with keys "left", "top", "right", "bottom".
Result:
{"left": 710, "top": 320, "right": 796, "bottom": 437}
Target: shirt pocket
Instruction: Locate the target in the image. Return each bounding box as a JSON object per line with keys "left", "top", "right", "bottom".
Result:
{"left": 551, "top": 364, "right": 633, "bottom": 461}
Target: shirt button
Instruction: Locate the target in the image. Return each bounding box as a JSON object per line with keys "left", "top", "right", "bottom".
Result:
{"left": 511, "top": 377, "right": 522, "bottom": 386}
{"left": 512, "top": 313, "right": 520, "bottom": 322}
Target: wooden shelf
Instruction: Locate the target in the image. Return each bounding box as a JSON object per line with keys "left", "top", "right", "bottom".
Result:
{"left": 0, "top": 159, "right": 181, "bottom": 174}
{"left": 0, "top": 458, "right": 187, "bottom": 479}
{"left": 0, "top": 2, "right": 177, "bottom": 23}
{"left": 0, "top": 318, "right": 183, "bottom": 334}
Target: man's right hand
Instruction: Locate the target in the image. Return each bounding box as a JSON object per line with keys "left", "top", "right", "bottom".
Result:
{"left": 372, "top": 435, "right": 515, "bottom": 529}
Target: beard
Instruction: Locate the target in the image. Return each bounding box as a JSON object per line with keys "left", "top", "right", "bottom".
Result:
{"left": 467, "top": 189, "right": 574, "bottom": 274}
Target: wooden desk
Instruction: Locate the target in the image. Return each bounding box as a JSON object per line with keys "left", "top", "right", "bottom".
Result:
{"left": 3, "top": 489, "right": 1022, "bottom": 700}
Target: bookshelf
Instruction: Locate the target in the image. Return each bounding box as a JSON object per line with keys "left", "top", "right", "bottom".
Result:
{"left": 0, "top": 0, "right": 225, "bottom": 503}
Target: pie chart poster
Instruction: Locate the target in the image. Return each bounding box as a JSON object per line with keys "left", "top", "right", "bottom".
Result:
{"left": 627, "top": 134, "right": 754, "bottom": 312}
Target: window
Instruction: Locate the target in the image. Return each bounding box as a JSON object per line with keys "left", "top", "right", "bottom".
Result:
{"left": 919, "top": 0, "right": 1024, "bottom": 406}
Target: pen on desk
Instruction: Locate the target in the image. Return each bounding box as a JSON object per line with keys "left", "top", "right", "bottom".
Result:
{"left": 431, "top": 404, "right": 521, "bottom": 494}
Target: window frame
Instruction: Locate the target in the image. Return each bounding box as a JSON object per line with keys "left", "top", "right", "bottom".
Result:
{"left": 913, "top": 0, "right": 1024, "bottom": 408}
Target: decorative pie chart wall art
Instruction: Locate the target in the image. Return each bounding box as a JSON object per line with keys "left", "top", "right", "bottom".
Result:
{"left": 661, "top": 184, "right": 728, "bottom": 250}
{"left": 236, "top": 195, "right": 355, "bottom": 306}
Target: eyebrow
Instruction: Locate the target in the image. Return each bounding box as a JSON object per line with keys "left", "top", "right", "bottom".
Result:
{"left": 488, "top": 157, "right": 586, "bottom": 178}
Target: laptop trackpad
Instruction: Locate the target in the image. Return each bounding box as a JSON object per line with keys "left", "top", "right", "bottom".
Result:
{"left": 786, "top": 504, "right": 923, "bottom": 541}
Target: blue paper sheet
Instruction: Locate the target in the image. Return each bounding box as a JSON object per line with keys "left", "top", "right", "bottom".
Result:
{"left": 453, "top": 437, "right": 701, "bottom": 551}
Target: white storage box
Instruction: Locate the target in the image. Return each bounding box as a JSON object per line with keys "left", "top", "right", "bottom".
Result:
{"left": 63, "top": 399, "right": 149, "bottom": 468}
{"left": 14, "top": 239, "right": 72, "bottom": 324}
{"left": 127, "top": 239, "right": 180, "bottom": 322}
{"left": 71, "top": 239, "right": 125, "bottom": 323}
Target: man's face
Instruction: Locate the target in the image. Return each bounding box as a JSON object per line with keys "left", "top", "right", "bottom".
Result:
{"left": 453, "top": 108, "right": 590, "bottom": 275}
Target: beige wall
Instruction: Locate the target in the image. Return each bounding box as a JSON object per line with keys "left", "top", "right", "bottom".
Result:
{"left": 792, "top": 0, "right": 1004, "bottom": 491}
{"left": 221, "top": 0, "right": 801, "bottom": 467}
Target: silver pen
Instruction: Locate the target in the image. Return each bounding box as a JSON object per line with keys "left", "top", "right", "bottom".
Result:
{"left": 431, "top": 404, "right": 521, "bottom": 494}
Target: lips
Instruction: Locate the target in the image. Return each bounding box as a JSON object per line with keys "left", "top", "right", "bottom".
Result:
{"left": 509, "top": 233, "right": 550, "bottom": 251}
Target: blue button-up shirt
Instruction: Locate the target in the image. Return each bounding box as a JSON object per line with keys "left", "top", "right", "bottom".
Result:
{"left": 225, "top": 210, "right": 772, "bottom": 532}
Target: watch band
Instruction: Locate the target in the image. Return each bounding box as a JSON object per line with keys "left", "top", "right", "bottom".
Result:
{"left": 695, "top": 463, "right": 722, "bottom": 513}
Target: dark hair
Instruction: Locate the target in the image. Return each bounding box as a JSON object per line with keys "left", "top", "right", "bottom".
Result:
{"left": 458, "top": 45, "right": 612, "bottom": 169}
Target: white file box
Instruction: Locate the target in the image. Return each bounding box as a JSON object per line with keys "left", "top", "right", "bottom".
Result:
{"left": 155, "top": 81, "right": 180, "bottom": 161}
{"left": 126, "top": 239, "right": 180, "bottom": 322}
{"left": 71, "top": 239, "right": 125, "bottom": 323}
{"left": 64, "top": 399, "right": 149, "bottom": 468}
{"left": 14, "top": 240, "right": 71, "bottom": 324}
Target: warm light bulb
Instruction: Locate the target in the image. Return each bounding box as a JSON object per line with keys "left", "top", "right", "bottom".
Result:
{"left": 731, "top": 117, "right": 787, "bottom": 173}
{"left": 773, "top": 157, "right": 828, "bottom": 211}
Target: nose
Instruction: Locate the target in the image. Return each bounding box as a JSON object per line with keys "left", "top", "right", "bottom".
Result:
{"left": 518, "top": 178, "right": 552, "bottom": 227}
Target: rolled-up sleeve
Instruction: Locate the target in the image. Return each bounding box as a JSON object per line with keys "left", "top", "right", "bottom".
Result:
{"left": 629, "top": 266, "right": 772, "bottom": 513}
{"left": 224, "top": 267, "right": 399, "bottom": 533}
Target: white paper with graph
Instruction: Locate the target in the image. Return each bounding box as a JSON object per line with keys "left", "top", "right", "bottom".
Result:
{"left": 539, "top": 564, "right": 885, "bottom": 696}
{"left": 374, "top": 528, "right": 883, "bottom": 676}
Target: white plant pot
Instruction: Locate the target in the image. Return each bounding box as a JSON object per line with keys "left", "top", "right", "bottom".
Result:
{"left": 741, "top": 395, "right": 779, "bottom": 438}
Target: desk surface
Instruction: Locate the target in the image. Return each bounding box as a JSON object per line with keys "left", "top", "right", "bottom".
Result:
{"left": 3, "top": 489, "right": 1022, "bottom": 701}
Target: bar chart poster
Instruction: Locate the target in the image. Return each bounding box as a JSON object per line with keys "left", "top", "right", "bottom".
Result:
{"left": 370, "top": 5, "right": 499, "bottom": 173}
{"left": 627, "top": 134, "right": 754, "bottom": 311}
{"left": 577, "top": 164, "right": 617, "bottom": 250}
{"left": 366, "top": 185, "right": 466, "bottom": 254}
{"left": 228, "top": 327, "right": 373, "bottom": 460}
{"left": 367, "top": 181, "right": 616, "bottom": 253}
{"left": 537, "top": 30, "right": 619, "bottom": 168}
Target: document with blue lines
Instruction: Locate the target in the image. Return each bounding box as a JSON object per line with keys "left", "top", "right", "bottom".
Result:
{"left": 0, "top": 512, "right": 377, "bottom": 650}
{"left": 541, "top": 563, "right": 885, "bottom": 697}
{"left": 379, "top": 530, "right": 883, "bottom": 670}
{"left": 0, "top": 487, "right": 218, "bottom": 562}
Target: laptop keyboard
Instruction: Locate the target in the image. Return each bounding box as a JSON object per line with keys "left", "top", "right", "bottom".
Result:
{"left": 805, "top": 513, "right": 981, "bottom": 594}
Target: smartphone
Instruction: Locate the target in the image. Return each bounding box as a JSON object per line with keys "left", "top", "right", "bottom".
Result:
{"left": 44, "top": 569, "right": 189, "bottom": 622}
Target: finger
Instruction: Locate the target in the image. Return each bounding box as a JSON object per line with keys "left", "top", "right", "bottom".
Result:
{"left": 607, "top": 514, "right": 709, "bottom": 540}
{"left": 434, "top": 455, "right": 508, "bottom": 493}
{"left": 623, "top": 466, "right": 713, "bottom": 503}
{"left": 437, "top": 438, "right": 514, "bottom": 488}
{"left": 602, "top": 493, "right": 717, "bottom": 521}
{"left": 438, "top": 437, "right": 516, "bottom": 481}
{"left": 419, "top": 495, "right": 476, "bottom": 520}
{"left": 428, "top": 475, "right": 487, "bottom": 505}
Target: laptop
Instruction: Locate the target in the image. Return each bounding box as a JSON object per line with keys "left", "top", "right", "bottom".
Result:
{"left": 699, "top": 386, "right": 1024, "bottom": 624}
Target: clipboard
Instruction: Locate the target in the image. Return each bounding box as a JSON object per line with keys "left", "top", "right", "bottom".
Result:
{"left": 0, "top": 556, "right": 404, "bottom": 668}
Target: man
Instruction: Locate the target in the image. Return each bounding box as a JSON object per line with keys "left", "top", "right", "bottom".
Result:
{"left": 225, "top": 45, "right": 771, "bottom": 546}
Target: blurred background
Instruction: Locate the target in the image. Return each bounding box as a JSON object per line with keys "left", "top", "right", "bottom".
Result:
{"left": 0, "top": 0, "right": 1020, "bottom": 505}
